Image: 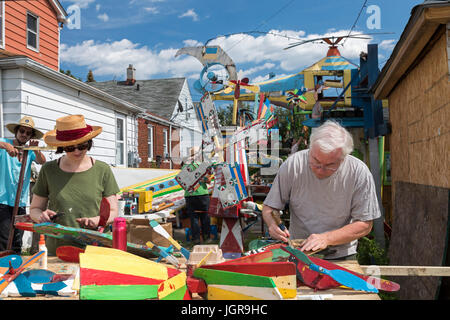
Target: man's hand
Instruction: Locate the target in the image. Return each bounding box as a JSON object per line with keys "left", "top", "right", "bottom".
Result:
{"left": 4, "top": 143, "right": 19, "bottom": 158}
{"left": 268, "top": 224, "right": 291, "bottom": 243}
{"left": 29, "top": 140, "right": 39, "bottom": 147}
{"left": 300, "top": 233, "right": 329, "bottom": 252}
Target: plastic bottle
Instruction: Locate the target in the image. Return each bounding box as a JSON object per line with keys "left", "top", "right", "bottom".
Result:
{"left": 113, "top": 217, "right": 127, "bottom": 251}
{"left": 38, "top": 234, "right": 48, "bottom": 269}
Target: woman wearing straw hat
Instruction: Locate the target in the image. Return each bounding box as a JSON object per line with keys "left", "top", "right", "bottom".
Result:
{"left": 30, "top": 114, "right": 120, "bottom": 255}
{"left": 0, "top": 116, "right": 46, "bottom": 253}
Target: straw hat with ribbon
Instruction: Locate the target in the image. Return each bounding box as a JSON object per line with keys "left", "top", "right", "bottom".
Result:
{"left": 6, "top": 116, "right": 44, "bottom": 140}
{"left": 44, "top": 114, "right": 102, "bottom": 147}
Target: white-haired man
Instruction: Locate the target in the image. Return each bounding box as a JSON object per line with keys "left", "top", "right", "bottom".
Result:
{"left": 262, "top": 120, "right": 381, "bottom": 260}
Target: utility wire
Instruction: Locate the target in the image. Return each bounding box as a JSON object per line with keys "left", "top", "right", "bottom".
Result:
{"left": 342, "top": 0, "right": 368, "bottom": 45}
{"left": 225, "top": 0, "right": 297, "bottom": 52}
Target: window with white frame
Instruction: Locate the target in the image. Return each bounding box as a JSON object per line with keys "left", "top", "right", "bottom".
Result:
{"left": 115, "top": 115, "right": 126, "bottom": 166}
{"left": 148, "top": 125, "right": 153, "bottom": 160}
{"left": 27, "top": 12, "right": 39, "bottom": 51}
{"left": 0, "top": 2, "right": 4, "bottom": 48}
{"left": 163, "top": 129, "right": 168, "bottom": 158}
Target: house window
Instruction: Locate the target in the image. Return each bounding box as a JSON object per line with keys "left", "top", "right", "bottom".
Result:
{"left": 163, "top": 129, "right": 168, "bottom": 158}
{"left": 0, "top": 2, "right": 4, "bottom": 48}
{"left": 148, "top": 125, "right": 153, "bottom": 160}
{"left": 116, "top": 114, "right": 126, "bottom": 166}
{"left": 27, "top": 12, "right": 39, "bottom": 51}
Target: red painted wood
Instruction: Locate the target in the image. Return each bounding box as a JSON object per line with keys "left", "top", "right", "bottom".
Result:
{"left": 80, "top": 267, "right": 165, "bottom": 286}
{"left": 186, "top": 276, "right": 207, "bottom": 294}
{"left": 220, "top": 248, "right": 273, "bottom": 265}
{"left": 292, "top": 256, "right": 400, "bottom": 292}
{"left": 56, "top": 246, "right": 85, "bottom": 263}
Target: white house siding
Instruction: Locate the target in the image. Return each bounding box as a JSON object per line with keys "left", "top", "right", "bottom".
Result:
{"left": 170, "top": 79, "right": 202, "bottom": 160}
{"left": 0, "top": 65, "right": 141, "bottom": 167}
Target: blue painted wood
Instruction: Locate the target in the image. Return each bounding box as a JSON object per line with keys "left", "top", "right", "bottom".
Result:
{"left": 22, "top": 269, "right": 55, "bottom": 284}
{"left": 0, "top": 255, "right": 22, "bottom": 269}
{"left": 13, "top": 274, "right": 36, "bottom": 297}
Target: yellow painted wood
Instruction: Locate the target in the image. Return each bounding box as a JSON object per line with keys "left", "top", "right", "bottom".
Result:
{"left": 80, "top": 247, "right": 169, "bottom": 280}
{"left": 207, "top": 284, "right": 282, "bottom": 300}
{"left": 157, "top": 271, "right": 186, "bottom": 300}
{"left": 272, "top": 275, "right": 297, "bottom": 299}
{"left": 72, "top": 267, "right": 80, "bottom": 292}
{"left": 207, "top": 285, "right": 261, "bottom": 300}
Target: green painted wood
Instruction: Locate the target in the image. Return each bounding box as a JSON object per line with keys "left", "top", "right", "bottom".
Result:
{"left": 80, "top": 284, "right": 159, "bottom": 300}
{"left": 193, "top": 268, "right": 276, "bottom": 288}
{"left": 160, "top": 285, "right": 188, "bottom": 300}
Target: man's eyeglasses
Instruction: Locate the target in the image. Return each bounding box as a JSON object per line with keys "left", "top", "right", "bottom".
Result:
{"left": 63, "top": 142, "right": 90, "bottom": 153}
{"left": 19, "top": 128, "right": 33, "bottom": 136}
{"left": 309, "top": 158, "right": 341, "bottom": 172}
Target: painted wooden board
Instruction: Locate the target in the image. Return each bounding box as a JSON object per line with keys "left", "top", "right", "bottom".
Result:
{"left": 175, "top": 160, "right": 213, "bottom": 193}
{"left": 20, "top": 222, "right": 175, "bottom": 261}
{"left": 80, "top": 246, "right": 179, "bottom": 281}
{"left": 212, "top": 163, "right": 248, "bottom": 208}
{"left": 81, "top": 284, "right": 159, "bottom": 300}
{"left": 201, "top": 262, "right": 297, "bottom": 299}
{"left": 0, "top": 251, "right": 45, "bottom": 295}
{"left": 157, "top": 271, "right": 188, "bottom": 300}
{"left": 207, "top": 284, "right": 282, "bottom": 300}
{"left": 307, "top": 256, "right": 400, "bottom": 292}
{"left": 219, "top": 218, "right": 243, "bottom": 253}
{"left": 193, "top": 267, "right": 284, "bottom": 299}
{"left": 186, "top": 276, "right": 207, "bottom": 294}
{"left": 79, "top": 246, "right": 183, "bottom": 300}
{"left": 194, "top": 267, "right": 276, "bottom": 288}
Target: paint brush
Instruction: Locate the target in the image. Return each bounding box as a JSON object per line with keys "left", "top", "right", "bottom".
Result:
{"left": 148, "top": 220, "right": 190, "bottom": 260}
{"left": 145, "top": 240, "right": 179, "bottom": 267}
{"left": 271, "top": 210, "right": 293, "bottom": 247}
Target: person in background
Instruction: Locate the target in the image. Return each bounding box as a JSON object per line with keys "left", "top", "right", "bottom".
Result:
{"left": 30, "top": 114, "right": 120, "bottom": 255}
{"left": 262, "top": 120, "right": 381, "bottom": 260}
{"left": 183, "top": 147, "right": 212, "bottom": 245}
{"left": 0, "top": 116, "right": 46, "bottom": 253}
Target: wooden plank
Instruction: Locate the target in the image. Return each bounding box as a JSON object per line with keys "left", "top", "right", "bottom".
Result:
{"left": 207, "top": 284, "right": 282, "bottom": 300}
{"left": 360, "top": 265, "right": 450, "bottom": 277}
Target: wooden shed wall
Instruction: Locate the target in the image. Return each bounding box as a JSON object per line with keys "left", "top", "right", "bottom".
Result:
{"left": 388, "top": 26, "right": 449, "bottom": 191}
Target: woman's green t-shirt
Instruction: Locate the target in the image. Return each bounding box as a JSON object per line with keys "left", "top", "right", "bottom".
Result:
{"left": 32, "top": 158, "right": 120, "bottom": 255}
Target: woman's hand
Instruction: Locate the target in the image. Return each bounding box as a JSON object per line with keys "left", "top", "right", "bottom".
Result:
{"left": 30, "top": 208, "right": 58, "bottom": 223}
{"left": 76, "top": 216, "right": 100, "bottom": 229}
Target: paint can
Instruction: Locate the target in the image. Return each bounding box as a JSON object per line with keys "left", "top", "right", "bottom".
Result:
{"left": 113, "top": 217, "right": 127, "bottom": 251}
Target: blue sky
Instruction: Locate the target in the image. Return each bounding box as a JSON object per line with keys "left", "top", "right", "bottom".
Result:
{"left": 59, "top": 0, "right": 422, "bottom": 102}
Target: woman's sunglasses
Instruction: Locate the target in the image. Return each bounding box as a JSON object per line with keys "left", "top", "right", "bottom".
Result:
{"left": 63, "top": 142, "right": 90, "bottom": 153}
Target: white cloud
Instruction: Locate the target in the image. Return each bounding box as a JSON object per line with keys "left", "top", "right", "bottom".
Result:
{"left": 144, "top": 7, "right": 159, "bottom": 14}
{"left": 60, "top": 39, "right": 202, "bottom": 80}
{"left": 178, "top": 9, "right": 199, "bottom": 22}
{"left": 237, "top": 62, "right": 276, "bottom": 80}
{"left": 60, "top": 29, "right": 372, "bottom": 83}
{"left": 379, "top": 39, "right": 397, "bottom": 51}
{"left": 97, "top": 13, "right": 109, "bottom": 22}
{"left": 61, "top": 0, "right": 95, "bottom": 9}
{"left": 182, "top": 39, "right": 203, "bottom": 47}
{"left": 95, "top": 4, "right": 101, "bottom": 11}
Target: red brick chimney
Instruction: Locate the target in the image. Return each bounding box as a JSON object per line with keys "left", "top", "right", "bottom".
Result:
{"left": 126, "top": 64, "right": 136, "bottom": 85}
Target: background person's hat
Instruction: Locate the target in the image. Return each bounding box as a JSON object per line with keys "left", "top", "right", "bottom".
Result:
{"left": 6, "top": 116, "right": 44, "bottom": 139}
{"left": 44, "top": 114, "right": 102, "bottom": 147}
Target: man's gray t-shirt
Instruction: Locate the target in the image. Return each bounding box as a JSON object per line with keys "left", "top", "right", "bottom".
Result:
{"left": 264, "top": 149, "right": 381, "bottom": 259}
